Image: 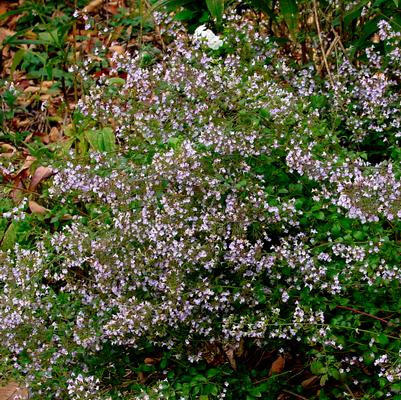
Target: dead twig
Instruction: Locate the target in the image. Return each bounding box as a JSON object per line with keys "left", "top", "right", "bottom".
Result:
{"left": 282, "top": 389, "right": 309, "bottom": 400}
{"left": 313, "top": 0, "right": 334, "bottom": 86}
{"left": 336, "top": 305, "right": 389, "bottom": 325}
{"left": 344, "top": 383, "right": 357, "bottom": 400}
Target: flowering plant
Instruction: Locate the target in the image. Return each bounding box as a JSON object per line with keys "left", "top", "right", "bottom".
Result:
{"left": 1, "top": 7, "right": 401, "bottom": 400}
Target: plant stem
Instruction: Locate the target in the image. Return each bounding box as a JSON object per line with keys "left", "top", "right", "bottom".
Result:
{"left": 335, "top": 305, "right": 390, "bottom": 325}
{"left": 313, "top": 0, "right": 334, "bottom": 86}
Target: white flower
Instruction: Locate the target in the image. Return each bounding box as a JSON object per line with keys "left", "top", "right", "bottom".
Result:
{"left": 193, "top": 24, "right": 224, "bottom": 50}
{"left": 193, "top": 24, "right": 208, "bottom": 39}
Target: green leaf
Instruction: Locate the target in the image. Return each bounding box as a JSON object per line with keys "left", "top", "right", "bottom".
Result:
{"left": 206, "top": 0, "right": 224, "bottom": 24}
{"left": 328, "top": 367, "right": 340, "bottom": 380}
{"left": 310, "top": 360, "right": 326, "bottom": 375}
{"left": 37, "top": 28, "right": 61, "bottom": 47}
{"left": 320, "top": 374, "right": 328, "bottom": 386}
{"left": 204, "top": 383, "right": 218, "bottom": 396}
{"left": 206, "top": 368, "right": 220, "bottom": 378}
{"left": 376, "top": 333, "right": 389, "bottom": 345}
{"left": 107, "top": 77, "right": 126, "bottom": 86}
{"left": 10, "top": 48, "right": 25, "bottom": 77}
{"left": 353, "top": 231, "right": 365, "bottom": 240}
{"left": 174, "top": 9, "right": 195, "bottom": 21}
{"left": 85, "top": 127, "right": 116, "bottom": 153}
{"left": 279, "top": 0, "right": 298, "bottom": 34}
{"left": 391, "top": 382, "right": 401, "bottom": 392}
{"left": 1, "top": 222, "right": 18, "bottom": 251}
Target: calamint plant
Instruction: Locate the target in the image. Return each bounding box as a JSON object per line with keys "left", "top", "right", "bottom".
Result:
{"left": 0, "top": 4, "right": 401, "bottom": 400}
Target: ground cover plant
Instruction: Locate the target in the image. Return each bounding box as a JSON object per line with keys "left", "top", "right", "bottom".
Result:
{"left": 0, "top": 0, "right": 401, "bottom": 399}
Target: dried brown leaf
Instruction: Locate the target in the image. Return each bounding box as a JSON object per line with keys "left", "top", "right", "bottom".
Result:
{"left": 301, "top": 375, "right": 319, "bottom": 389}
{"left": 224, "top": 346, "right": 237, "bottom": 370}
{"left": 269, "top": 355, "right": 285, "bottom": 376}
{"left": 14, "top": 155, "right": 36, "bottom": 178}
{"left": 109, "top": 45, "right": 125, "bottom": 55}
{"left": 137, "top": 371, "right": 146, "bottom": 384}
{"left": 0, "top": 27, "right": 14, "bottom": 45}
{"left": 104, "top": 3, "right": 119, "bottom": 15}
{"left": 235, "top": 338, "right": 245, "bottom": 358}
{"left": 0, "top": 143, "right": 16, "bottom": 157}
{"left": 29, "top": 166, "right": 53, "bottom": 192}
{"left": 23, "top": 86, "right": 40, "bottom": 93}
{"left": 28, "top": 200, "right": 49, "bottom": 214}
{"left": 11, "top": 178, "right": 24, "bottom": 203}
{"left": 144, "top": 357, "right": 160, "bottom": 365}
{"left": 0, "top": 1, "right": 9, "bottom": 16}
{"left": 24, "top": 30, "right": 37, "bottom": 40}
{"left": 49, "top": 127, "right": 61, "bottom": 142}
{"left": 83, "top": 0, "right": 104, "bottom": 13}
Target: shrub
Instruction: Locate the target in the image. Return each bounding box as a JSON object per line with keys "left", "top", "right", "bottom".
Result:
{"left": 0, "top": 6, "right": 401, "bottom": 399}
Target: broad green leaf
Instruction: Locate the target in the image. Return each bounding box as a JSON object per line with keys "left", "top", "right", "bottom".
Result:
{"left": 377, "top": 333, "right": 389, "bottom": 345}
{"left": 206, "top": 0, "right": 224, "bottom": 24}
{"left": 1, "top": 222, "right": 18, "bottom": 251}
{"left": 38, "top": 28, "right": 60, "bottom": 46}
{"left": 85, "top": 127, "right": 116, "bottom": 153}
{"left": 107, "top": 77, "right": 126, "bottom": 86}
{"left": 10, "top": 48, "right": 25, "bottom": 77}
{"left": 206, "top": 368, "right": 220, "bottom": 378}
{"left": 99, "top": 127, "right": 116, "bottom": 153}
{"left": 279, "top": 0, "right": 298, "bottom": 34}
{"left": 174, "top": 9, "right": 195, "bottom": 21}
{"left": 310, "top": 360, "right": 326, "bottom": 375}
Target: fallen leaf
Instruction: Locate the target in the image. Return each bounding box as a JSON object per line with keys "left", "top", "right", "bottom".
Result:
{"left": 49, "top": 127, "right": 61, "bottom": 142}
{"left": 0, "top": 143, "right": 16, "bottom": 157}
{"left": 144, "top": 357, "right": 160, "bottom": 365}
{"left": 0, "top": 27, "right": 14, "bottom": 45}
{"left": 224, "top": 346, "right": 237, "bottom": 370}
{"left": 23, "top": 86, "right": 41, "bottom": 93}
{"left": 104, "top": 3, "right": 119, "bottom": 15}
{"left": 137, "top": 371, "right": 146, "bottom": 384}
{"left": 83, "top": 0, "right": 104, "bottom": 13}
{"left": 0, "top": 2, "right": 9, "bottom": 18}
{"left": 24, "top": 30, "right": 37, "bottom": 40}
{"left": 29, "top": 166, "right": 53, "bottom": 192}
{"left": 11, "top": 177, "right": 25, "bottom": 203}
{"left": 301, "top": 375, "right": 319, "bottom": 389}
{"left": 109, "top": 45, "right": 125, "bottom": 55}
{"left": 28, "top": 200, "right": 49, "bottom": 214}
{"left": 14, "top": 155, "right": 36, "bottom": 178}
{"left": 235, "top": 338, "right": 245, "bottom": 357}
{"left": 269, "top": 355, "right": 285, "bottom": 376}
